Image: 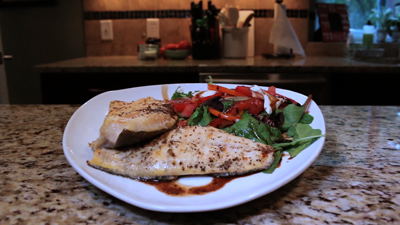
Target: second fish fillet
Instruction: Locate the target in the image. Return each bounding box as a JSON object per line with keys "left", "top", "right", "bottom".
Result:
{"left": 89, "top": 97, "right": 178, "bottom": 149}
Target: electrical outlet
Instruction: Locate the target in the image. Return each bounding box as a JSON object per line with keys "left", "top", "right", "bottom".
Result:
{"left": 100, "top": 20, "right": 113, "bottom": 41}
{"left": 146, "top": 18, "right": 160, "bottom": 38}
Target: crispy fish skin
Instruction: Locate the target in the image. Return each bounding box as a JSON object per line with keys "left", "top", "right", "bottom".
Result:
{"left": 90, "top": 97, "right": 178, "bottom": 149}
{"left": 88, "top": 126, "right": 275, "bottom": 181}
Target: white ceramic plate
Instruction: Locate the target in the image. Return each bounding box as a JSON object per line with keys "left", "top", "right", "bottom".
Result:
{"left": 63, "top": 83, "right": 326, "bottom": 213}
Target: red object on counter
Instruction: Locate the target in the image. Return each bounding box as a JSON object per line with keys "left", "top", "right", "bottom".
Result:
{"left": 210, "top": 28, "right": 215, "bottom": 43}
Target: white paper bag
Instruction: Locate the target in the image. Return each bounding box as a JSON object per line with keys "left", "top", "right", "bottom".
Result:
{"left": 269, "top": 4, "right": 306, "bottom": 57}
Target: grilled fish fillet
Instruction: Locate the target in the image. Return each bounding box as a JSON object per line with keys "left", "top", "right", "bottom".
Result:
{"left": 88, "top": 126, "right": 275, "bottom": 181}
{"left": 89, "top": 97, "right": 178, "bottom": 149}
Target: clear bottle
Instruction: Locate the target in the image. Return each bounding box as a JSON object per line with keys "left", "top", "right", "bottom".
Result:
{"left": 346, "top": 32, "right": 355, "bottom": 58}
{"left": 362, "top": 20, "right": 374, "bottom": 50}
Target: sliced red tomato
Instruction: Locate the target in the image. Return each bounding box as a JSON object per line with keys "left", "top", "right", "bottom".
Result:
{"left": 209, "top": 107, "right": 241, "bottom": 122}
{"left": 267, "top": 86, "right": 277, "bottom": 95}
{"left": 223, "top": 98, "right": 264, "bottom": 116}
{"left": 234, "top": 86, "right": 264, "bottom": 99}
{"left": 169, "top": 97, "right": 191, "bottom": 112}
{"left": 208, "top": 84, "right": 246, "bottom": 97}
{"left": 190, "top": 96, "right": 201, "bottom": 107}
{"left": 169, "top": 96, "right": 201, "bottom": 112}
{"left": 234, "top": 98, "right": 264, "bottom": 115}
{"left": 181, "top": 103, "right": 196, "bottom": 118}
{"left": 234, "top": 86, "right": 253, "bottom": 97}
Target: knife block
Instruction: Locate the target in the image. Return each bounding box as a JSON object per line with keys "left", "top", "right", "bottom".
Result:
{"left": 190, "top": 21, "right": 220, "bottom": 60}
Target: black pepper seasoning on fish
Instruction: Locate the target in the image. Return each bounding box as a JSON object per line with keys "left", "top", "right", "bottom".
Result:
{"left": 88, "top": 126, "right": 275, "bottom": 181}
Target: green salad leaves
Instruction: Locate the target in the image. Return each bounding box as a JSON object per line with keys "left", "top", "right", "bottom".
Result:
{"left": 280, "top": 104, "right": 314, "bottom": 131}
{"left": 188, "top": 106, "right": 213, "bottom": 127}
{"left": 222, "top": 112, "right": 282, "bottom": 146}
{"left": 171, "top": 86, "right": 197, "bottom": 100}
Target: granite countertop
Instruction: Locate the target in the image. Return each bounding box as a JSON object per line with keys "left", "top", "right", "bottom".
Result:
{"left": 34, "top": 56, "right": 400, "bottom": 74}
{"left": 1, "top": 104, "right": 400, "bottom": 224}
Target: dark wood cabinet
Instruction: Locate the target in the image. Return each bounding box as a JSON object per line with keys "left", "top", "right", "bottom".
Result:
{"left": 40, "top": 71, "right": 398, "bottom": 106}
{"left": 40, "top": 72, "right": 199, "bottom": 104}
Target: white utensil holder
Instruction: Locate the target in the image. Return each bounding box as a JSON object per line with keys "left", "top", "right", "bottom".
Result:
{"left": 222, "top": 27, "right": 249, "bottom": 58}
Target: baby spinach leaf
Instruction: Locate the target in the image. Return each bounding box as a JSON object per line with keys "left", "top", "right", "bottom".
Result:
{"left": 223, "top": 112, "right": 282, "bottom": 145}
{"left": 287, "top": 123, "right": 321, "bottom": 139}
{"left": 188, "top": 106, "right": 213, "bottom": 127}
{"left": 300, "top": 112, "right": 314, "bottom": 124}
{"left": 222, "top": 101, "right": 234, "bottom": 112}
{"left": 280, "top": 104, "right": 314, "bottom": 131}
{"left": 171, "top": 86, "right": 196, "bottom": 100}
{"left": 272, "top": 123, "right": 324, "bottom": 158}
{"left": 280, "top": 104, "right": 304, "bottom": 131}
{"left": 263, "top": 148, "right": 283, "bottom": 174}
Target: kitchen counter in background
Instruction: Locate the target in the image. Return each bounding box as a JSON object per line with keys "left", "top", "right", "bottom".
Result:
{"left": 35, "top": 56, "right": 400, "bottom": 74}
{"left": 1, "top": 104, "right": 399, "bottom": 224}
{"left": 35, "top": 56, "right": 400, "bottom": 106}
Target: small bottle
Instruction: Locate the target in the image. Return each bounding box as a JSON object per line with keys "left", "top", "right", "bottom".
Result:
{"left": 362, "top": 20, "right": 374, "bottom": 50}
{"left": 346, "top": 32, "right": 355, "bottom": 58}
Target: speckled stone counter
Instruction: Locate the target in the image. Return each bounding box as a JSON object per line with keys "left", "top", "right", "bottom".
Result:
{"left": 35, "top": 56, "right": 400, "bottom": 74}
{"left": 1, "top": 105, "right": 400, "bottom": 224}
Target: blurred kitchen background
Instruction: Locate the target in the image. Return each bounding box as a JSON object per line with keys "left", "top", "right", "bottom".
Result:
{"left": 0, "top": 0, "right": 399, "bottom": 105}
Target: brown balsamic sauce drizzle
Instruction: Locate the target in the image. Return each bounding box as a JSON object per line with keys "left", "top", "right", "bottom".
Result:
{"left": 142, "top": 153, "right": 296, "bottom": 196}
{"left": 277, "top": 153, "right": 291, "bottom": 168}
{"left": 142, "top": 175, "right": 249, "bottom": 197}
{"left": 276, "top": 155, "right": 283, "bottom": 168}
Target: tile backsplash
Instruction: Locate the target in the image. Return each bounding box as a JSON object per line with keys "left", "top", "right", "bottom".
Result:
{"left": 83, "top": 0, "right": 310, "bottom": 57}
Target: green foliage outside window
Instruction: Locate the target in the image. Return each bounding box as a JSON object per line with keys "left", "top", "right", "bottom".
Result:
{"left": 317, "top": 0, "right": 377, "bottom": 28}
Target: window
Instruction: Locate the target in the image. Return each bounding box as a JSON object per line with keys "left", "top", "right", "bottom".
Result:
{"left": 316, "top": 0, "right": 398, "bottom": 29}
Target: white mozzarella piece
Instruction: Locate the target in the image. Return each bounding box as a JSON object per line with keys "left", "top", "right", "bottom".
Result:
{"left": 264, "top": 96, "right": 273, "bottom": 114}
{"left": 250, "top": 85, "right": 262, "bottom": 93}
{"left": 250, "top": 85, "right": 284, "bottom": 114}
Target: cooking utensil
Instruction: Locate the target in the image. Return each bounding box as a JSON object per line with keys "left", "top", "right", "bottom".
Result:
{"left": 242, "top": 13, "right": 254, "bottom": 27}
{"left": 238, "top": 10, "right": 255, "bottom": 57}
{"left": 227, "top": 6, "right": 239, "bottom": 27}
{"left": 219, "top": 7, "right": 230, "bottom": 27}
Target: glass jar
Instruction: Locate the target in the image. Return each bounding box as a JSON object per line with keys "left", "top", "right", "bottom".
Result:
{"left": 138, "top": 44, "right": 159, "bottom": 60}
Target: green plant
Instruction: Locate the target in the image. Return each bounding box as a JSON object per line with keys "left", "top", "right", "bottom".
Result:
{"left": 369, "top": 7, "right": 397, "bottom": 31}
